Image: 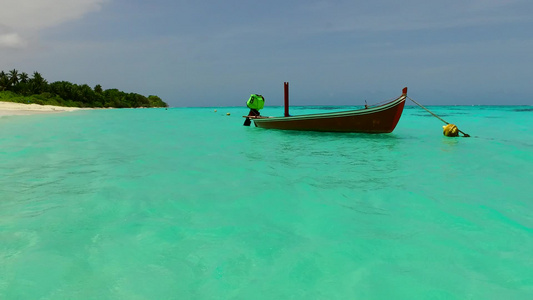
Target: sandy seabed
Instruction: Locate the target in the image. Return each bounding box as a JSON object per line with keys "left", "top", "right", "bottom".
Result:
{"left": 0, "top": 101, "right": 84, "bottom": 116}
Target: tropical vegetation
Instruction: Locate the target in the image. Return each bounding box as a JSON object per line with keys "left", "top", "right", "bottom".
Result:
{"left": 0, "top": 69, "right": 168, "bottom": 108}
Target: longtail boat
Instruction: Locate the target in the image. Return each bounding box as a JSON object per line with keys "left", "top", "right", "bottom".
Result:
{"left": 245, "top": 82, "right": 407, "bottom": 133}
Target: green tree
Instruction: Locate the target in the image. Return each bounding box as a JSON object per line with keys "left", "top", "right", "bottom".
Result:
{"left": 29, "top": 71, "right": 48, "bottom": 94}
{"left": 148, "top": 95, "right": 167, "bottom": 107}
{"left": 94, "top": 84, "right": 103, "bottom": 94}
{"left": 0, "top": 71, "right": 9, "bottom": 91}
{"left": 78, "top": 84, "right": 96, "bottom": 106}
{"left": 9, "top": 69, "right": 19, "bottom": 86}
{"left": 19, "top": 72, "right": 29, "bottom": 83}
{"left": 103, "top": 89, "right": 124, "bottom": 107}
{"left": 1, "top": 69, "right": 168, "bottom": 108}
{"left": 50, "top": 81, "right": 73, "bottom": 101}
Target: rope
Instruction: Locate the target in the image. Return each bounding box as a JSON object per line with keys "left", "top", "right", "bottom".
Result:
{"left": 407, "top": 96, "right": 470, "bottom": 137}
{"left": 407, "top": 96, "right": 449, "bottom": 125}
{"left": 368, "top": 96, "right": 397, "bottom": 108}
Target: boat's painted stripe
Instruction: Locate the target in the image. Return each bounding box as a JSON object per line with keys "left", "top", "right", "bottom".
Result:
{"left": 253, "top": 96, "right": 406, "bottom": 123}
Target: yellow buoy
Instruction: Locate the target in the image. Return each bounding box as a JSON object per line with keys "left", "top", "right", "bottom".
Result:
{"left": 226, "top": 113, "right": 230, "bottom": 116}
{"left": 443, "top": 124, "right": 459, "bottom": 137}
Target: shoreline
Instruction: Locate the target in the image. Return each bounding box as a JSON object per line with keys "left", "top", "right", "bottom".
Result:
{"left": 0, "top": 101, "right": 87, "bottom": 117}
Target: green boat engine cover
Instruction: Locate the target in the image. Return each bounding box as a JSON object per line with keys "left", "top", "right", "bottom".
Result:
{"left": 247, "top": 94, "right": 265, "bottom": 110}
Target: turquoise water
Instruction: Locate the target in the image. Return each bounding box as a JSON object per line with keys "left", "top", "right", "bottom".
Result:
{"left": 1, "top": 105, "right": 532, "bottom": 299}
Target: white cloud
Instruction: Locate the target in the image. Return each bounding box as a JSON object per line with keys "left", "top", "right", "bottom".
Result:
{"left": 0, "top": 33, "right": 26, "bottom": 48}
{"left": 0, "top": 0, "right": 107, "bottom": 48}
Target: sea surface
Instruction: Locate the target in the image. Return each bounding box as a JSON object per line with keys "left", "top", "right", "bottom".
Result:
{"left": 1, "top": 105, "right": 532, "bottom": 299}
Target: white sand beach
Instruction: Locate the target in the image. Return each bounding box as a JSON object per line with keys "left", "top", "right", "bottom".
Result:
{"left": 0, "top": 101, "right": 84, "bottom": 116}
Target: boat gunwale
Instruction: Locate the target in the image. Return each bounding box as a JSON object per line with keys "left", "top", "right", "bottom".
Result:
{"left": 253, "top": 95, "right": 406, "bottom": 123}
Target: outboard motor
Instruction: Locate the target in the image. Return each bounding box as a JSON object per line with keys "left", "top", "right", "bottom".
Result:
{"left": 243, "top": 94, "right": 264, "bottom": 126}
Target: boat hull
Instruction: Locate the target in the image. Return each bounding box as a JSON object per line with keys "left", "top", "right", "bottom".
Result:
{"left": 252, "top": 92, "right": 407, "bottom": 133}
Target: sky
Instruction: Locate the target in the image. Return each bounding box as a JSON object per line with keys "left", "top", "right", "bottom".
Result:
{"left": 1, "top": 0, "right": 532, "bottom": 107}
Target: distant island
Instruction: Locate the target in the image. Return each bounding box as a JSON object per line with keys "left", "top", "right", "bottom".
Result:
{"left": 0, "top": 69, "right": 168, "bottom": 108}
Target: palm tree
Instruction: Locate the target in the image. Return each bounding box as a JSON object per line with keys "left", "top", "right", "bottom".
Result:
{"left": 14, "top": 72, "right": 31, "bottom": 95}
{"left": 29, "top": 71, "right": 48, "bottom": 94}
{"left": 94, "top": 84, "right": 103, "bottom": 94}
{"left": 19, "top": 72, "right": 29, "bottom": 83}
{"left": 0, "top": 71, "right": 8, "bottom": 91}
{"left": 9, "top": 69, "right": 19, "bottom": 85}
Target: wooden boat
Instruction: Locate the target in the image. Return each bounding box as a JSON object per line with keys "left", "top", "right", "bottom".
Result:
{"left": 246, "top": 83, "right": 407, "bottom": 133}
